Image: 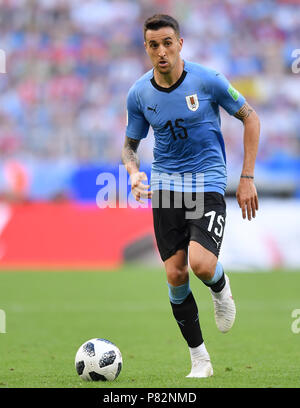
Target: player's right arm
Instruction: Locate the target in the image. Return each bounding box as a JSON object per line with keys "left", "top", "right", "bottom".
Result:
{"left": 122, "top": 137, "right": 152, "bottom": 202}
{"left": 122, "top": 85, "right": 152, "bottom": 202}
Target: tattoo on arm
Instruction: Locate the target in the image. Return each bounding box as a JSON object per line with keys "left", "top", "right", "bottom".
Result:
{"left": 121, "top": 136, "right": 141, "bottom": 168}
{"left": 234, "top": 102, "right": 254, "bottom": 122}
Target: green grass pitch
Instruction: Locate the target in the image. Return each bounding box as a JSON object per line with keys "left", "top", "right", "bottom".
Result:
{"left": 0, "top": 265, "right": 299, "bottom": 388}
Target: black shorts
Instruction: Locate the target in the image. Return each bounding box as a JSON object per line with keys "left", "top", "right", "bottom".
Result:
{"left": 152, "top": 190, "right": 226, "bottom": 262}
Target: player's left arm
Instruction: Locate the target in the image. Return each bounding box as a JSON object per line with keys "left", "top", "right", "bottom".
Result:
{"left": 210, "top": 72, "right": 260, "bottom": 220}
{"left": 234, "top": 102, "right": 260, "bottom": 221}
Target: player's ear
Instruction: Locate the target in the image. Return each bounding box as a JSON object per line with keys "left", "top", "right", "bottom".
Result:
{"left": 178, "top": 37, "right": 183, "bottom": 51}
{"left": 144, "top": 41, "right": 148, "bottom": 53}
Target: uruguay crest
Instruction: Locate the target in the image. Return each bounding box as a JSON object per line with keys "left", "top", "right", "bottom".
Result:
{"left": 186, "top": 94, "right": 199, "bottom": 111}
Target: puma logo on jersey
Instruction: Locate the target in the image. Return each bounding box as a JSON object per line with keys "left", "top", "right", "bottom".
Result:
{"left": 147, "top": 105, "right": 158, "bottom": 113}
{"left": 186, "top": 94, "right": 199, "bottom": 111}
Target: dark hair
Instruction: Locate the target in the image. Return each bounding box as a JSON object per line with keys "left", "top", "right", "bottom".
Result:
{"left": 143, "top": 14, "right": 180, "bottom": 40}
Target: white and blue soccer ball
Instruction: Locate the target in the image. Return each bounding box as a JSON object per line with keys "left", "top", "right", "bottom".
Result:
{"left": 75, "top": 338, "right": 122, "bottom": 381}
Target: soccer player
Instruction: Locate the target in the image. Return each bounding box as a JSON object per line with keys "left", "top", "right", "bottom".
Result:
{"left": 122, "top": 14, "right": 260, "bottom": 378}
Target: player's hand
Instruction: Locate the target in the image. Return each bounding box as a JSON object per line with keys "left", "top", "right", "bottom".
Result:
{"left": 236, "top": 178, "right": 258, "bottom": 221}
{"left": 130, "top": 171, "right": 152, "bottom": 203}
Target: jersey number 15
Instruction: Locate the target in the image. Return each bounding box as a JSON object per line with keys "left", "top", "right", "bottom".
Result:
{"left": 164, "top": 119, "right": 188, "bottom": 141}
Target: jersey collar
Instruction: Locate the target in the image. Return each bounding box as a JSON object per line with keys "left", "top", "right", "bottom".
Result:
{"left": 150, "top": 69, "right": 187, "bottom": 93}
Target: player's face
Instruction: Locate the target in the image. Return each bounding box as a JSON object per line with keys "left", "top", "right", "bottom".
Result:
{"left": 144, "top": 27, "right": 183, "bottom": 75}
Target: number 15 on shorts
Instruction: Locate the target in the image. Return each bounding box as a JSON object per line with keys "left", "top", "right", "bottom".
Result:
{"left": 205, "top": 210, "right": 225, "bottom": 248}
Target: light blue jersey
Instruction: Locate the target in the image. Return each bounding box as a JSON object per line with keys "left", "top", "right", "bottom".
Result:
{"left": 126, "top": 61, "right": 245, "bottom": 194}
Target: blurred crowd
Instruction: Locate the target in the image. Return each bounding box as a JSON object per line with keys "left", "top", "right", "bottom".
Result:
{"left": 0, "top": 0, "right": 299, "bottom": 199}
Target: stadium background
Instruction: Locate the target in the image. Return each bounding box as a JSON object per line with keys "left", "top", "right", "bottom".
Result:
{"left": 0, "top": 0, "right": 299, "bottom": 270}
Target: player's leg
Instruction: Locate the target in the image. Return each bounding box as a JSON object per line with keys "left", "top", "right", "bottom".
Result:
{"left": 188, "top": 192, "right": 236, "bottom": 333}
{"left": 189, "top": 241, "right": 235, "bottom": 333}
{"left": 152, "top": 190, "right": 212, "bottom": 378}
{"left": 164, "top": 249, "right": 213, "bottom": 378}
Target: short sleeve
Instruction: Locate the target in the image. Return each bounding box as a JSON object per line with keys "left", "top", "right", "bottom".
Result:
{"left": 126, "top": 86, "right": 150, "bottom": 140}
{"left": 211, "top": 72, "right": 246, "bottom": 116}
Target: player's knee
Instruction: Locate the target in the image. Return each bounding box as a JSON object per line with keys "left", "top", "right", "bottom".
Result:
{"left": 190, "top": 258, "right": 216, "bottom": 281}
{"left": 166, "top": 266, "right": 188, "bottom": 286}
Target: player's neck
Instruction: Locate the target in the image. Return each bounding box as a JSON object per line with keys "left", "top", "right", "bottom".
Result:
{"left": 154, "top": 59, "right": 184, "bottom": 89}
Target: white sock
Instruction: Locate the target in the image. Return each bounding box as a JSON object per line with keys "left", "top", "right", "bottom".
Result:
{"left": 189, "top": 343, "right": 209, "bottom": 360}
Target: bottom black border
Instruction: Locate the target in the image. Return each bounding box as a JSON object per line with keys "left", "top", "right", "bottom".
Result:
{"left": 0, "top": 387, "right": 299, "bottom": 406}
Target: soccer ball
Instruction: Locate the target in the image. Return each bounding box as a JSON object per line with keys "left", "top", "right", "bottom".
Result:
{"left": 75, "top": 338, "right": 122, "bottom": 381}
